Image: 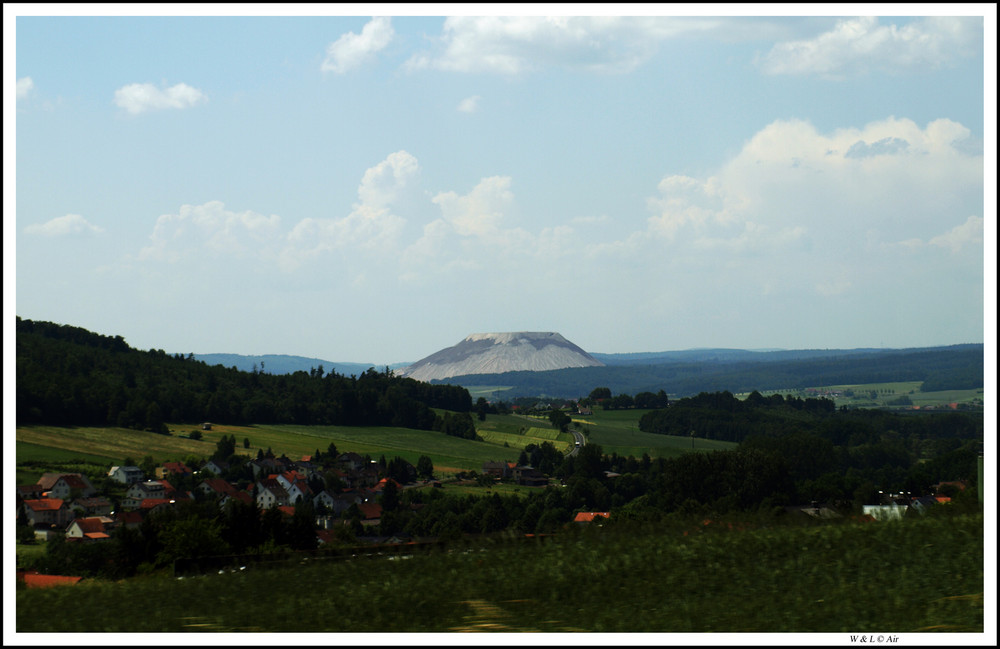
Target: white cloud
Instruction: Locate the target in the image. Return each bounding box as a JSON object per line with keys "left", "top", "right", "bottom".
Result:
{"left": 634, "top": 115, "right": 983, "bottom": 301}
{"left": 24, "top": 214, "right": 103, "bottom": 237}
{"left": 759, "top": 16, "right": 982, "bottom": 77}
{"left": 928, "top": 216, "right": 985, "bottom": 253}
{"left": 405, "top": 16, "right": 707, "bottom": 75}
{"left": 113, "top": 82, "right": 207, "bottom": 114}
{"left": 321, "top": 16, "right": 394, "bottom": 73}
{"left": 280, "top": 151, "right": 419, "bottom": 270}
{"left": 138, "top": 201, "right": 281, "bottom": 262}
{"left": 457, "top": 95, "right": 481, "bottom": 113}
{"left": 432, "top": 176, "right": 513, "bottom": 238}
{"left": 17, "top": 77, "right": 34, "bottom": 100}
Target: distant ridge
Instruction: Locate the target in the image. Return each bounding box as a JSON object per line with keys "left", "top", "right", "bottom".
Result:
{"left": 400, "top": 332, "right": 603, "bottom": 382}
{"left": 191, "top": 353, "right": 408, "bottom": 377}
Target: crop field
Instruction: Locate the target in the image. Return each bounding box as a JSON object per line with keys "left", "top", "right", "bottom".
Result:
{"left": 571, "top": 409, "right": 737, "bottom": 458}
{"left": 16, "top": 426, "right": 217, "bottom": 464}
{"left": 15, "top": 511, "right": 983, "bottom": 633}
{"left": 736, "top": 381, "right": 984, "bottom": 409}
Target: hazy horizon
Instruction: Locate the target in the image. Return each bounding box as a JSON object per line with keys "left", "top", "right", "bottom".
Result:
{"left": 9, "top": 6, "right": 993, "bottom": 366}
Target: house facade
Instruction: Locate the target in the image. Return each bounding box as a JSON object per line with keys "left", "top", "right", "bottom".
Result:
{"left": 108, "top": 465, "right": 145, "bottom": 485}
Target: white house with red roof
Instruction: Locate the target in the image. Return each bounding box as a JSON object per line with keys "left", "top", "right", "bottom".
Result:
{"left": 66, "top": 516, "right": 115, "bottom": 542}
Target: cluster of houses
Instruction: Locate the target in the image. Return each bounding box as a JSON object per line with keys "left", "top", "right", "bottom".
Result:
{"left": 16, "top": 451, "right": 421, "bottom": 546}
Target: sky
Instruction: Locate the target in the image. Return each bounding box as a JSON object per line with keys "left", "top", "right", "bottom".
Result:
{"left": 7, "top": 5, "right": 996, "bottom": 365}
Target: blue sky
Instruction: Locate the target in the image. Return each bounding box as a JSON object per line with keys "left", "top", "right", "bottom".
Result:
{"left": 8, "top": 6, "right": 995, "bottom": 364}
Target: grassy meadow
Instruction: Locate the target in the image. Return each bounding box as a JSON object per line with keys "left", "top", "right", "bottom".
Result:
{"left": 736, "top": 381, "right": 984, "bottom": 409}
{"left": 15, "top": 511, "right": 984, "bottom": 633}
{"left": 16, "top": 407, "right": 728, "bottom": 482}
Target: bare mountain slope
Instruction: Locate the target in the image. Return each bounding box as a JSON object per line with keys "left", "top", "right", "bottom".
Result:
{"left": 400, "top": 332, "right": 604, "bottom": 382}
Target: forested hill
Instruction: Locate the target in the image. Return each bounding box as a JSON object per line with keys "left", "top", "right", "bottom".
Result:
{"left": 15, "top": 317, "right": 471, "bottom": 431}
{"left": 433, "top": 344, "right": 984, "bottom": 399}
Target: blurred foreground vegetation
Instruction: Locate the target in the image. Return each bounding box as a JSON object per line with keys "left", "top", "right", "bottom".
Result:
{"left": 17, "top": 507, "right": 982, "bottom": 633}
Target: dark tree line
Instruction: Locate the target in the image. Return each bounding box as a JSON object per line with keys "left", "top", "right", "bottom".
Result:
{"left": 16, "top": 317, "right": 471, "bottom": 431}
{"left": 431, "top": 345, "right": 984, "bottom": 399}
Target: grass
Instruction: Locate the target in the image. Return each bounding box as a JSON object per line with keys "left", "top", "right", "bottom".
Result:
{"left": 735, "top": 381, "right": 984, "bottom": 409}
{"left": 15, "top": 511, "right": 984, "bottom": 633}
{"left": 16, "top": 425, "right": 217, "bottom": 463}
{"left": 572, "top": 408, "right": 738, "bottom": 458}
{"left": 15, "top": 410, "right": 739, "bottom": 484}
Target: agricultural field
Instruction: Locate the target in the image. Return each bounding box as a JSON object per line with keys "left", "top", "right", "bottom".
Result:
{"left": 736, "top": 381, "right": 985, "bottom": 410}
{"left": 15, "top": 511, "right": 984, "bottom": 633}
{"left": 14, "top": 410, "right": 741, "bottom": 484}
{"left": 571, "top": 408, "right": 737, "bottom": 458}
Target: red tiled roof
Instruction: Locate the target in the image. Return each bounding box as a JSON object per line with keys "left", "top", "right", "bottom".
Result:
{"left": 21, "top": 573, "right": 84, "bottom": 588}
{"left": 573, "top": 512, "right": 610, "bottom": 523}
{"left": 24, "top": 498, "right": 65, "bottom": 512}
{"left": 140, "top": 498, "right": 174, "bottom": 509}
{"left": 277, "top": 506, "right": 296, "bottom": 517}
{"left": 358, "top": 502, "right": 383, "bottom": 519}
{"left": 57, "top": 475, "right": 89, "bottom": 489}
{"left": 116, "top": 510, "right": 144, "bottom": 525}
{"left": 71, "top": 518, "right": 108, "bottom": 534}
{"left": 201, "top": 478, "right": 238, "bottom": 495}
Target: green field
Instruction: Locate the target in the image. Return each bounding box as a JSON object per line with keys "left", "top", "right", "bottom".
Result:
{"left": 16, "top": 408, "right": 738, "bottom": 484}
{"left": 736, "top": 381, "right": 984, "bottom": 409}
{"left": 572, "top": 408, "right": 737, "bottom": 458}
{"left": 15, "top": 511, "right": 984, "bottom": 633}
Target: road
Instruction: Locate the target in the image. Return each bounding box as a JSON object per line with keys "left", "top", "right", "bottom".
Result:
{"left": 568, "top": 429, "right": 586, "bottom": 457}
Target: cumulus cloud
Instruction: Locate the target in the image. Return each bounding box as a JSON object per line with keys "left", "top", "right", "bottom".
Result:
{"left": 17, "top": 77, "right": 34, "bottom": 100}
{"left": 24, "top": 214, "right": 103, "bottom": 237}
{"left": 114, "top": 82, "right": 207, "bottom": 114}
{"left": 457, "top": 95, "right": 481, "bottom": 113}
{"left": 928, "top": 216, "right": 985, "bottom": 253}
{"left": 405, "top": 16, "right": 708, "bottom": 75}
{"left": 759, "top": 16, "right": 982, "bottom": 77}
{"left": 321, "top": 16, "right": 394, "bottom": 73}
{"left": 636, "top": 115, "right": 983, "bottom": 300}
{"left": 280, "top": 150, "right": 418, "bottom": 270}
{"left": 139, "top": 201, "right": 281, "bottom": 262}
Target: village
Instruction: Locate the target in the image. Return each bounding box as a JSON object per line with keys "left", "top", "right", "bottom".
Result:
{"left": 15, "top": 439, "right": 588, "bottom": 571}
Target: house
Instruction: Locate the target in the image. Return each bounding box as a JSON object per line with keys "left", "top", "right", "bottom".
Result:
{"left": 107, "top": 465, "right": 145, "bottom": 485}
{"left": 23, "top": 498, "right": 74, "bottom": 529}
{"left": 37, "top": 472, "right": 93, "bottom": 493}
{"left": 41, "top": 474, "right": 96, "bottom": 500}
{"left": 16, "top": 484, "right": 44, "bottom": 501}
{"left": 337, "top": 452, "right": 367, "bottom": 472}
{"left": 47, "top": 474, "right": 97, "bottom": 500}
{"left": 357, "top": 502, "right": 383, "bottom": 527}
{"left": 200, "top": 459, "right": 230, "bottom": 476}
{"left": 371, "top": 478, "right": 404, "bottom": 493}
{"left": 315, "top": 490, "right": 363, "bottom": 515}
{"left": 66, "top": 516, "right": 115, "bottom": 542}
{"left": 140, "top": 498, "right": 176, "bottom": 516}
{"left": 573, "top": 512, "right": 611, "bottom": 524}
{"left": 198, "top": 478, "right": 239, "bottom": 500}
{"left": 219, "top": 490, "right": 255, "bottom": 509}
{"left": 285, "top": 480, "right": 313, "bottom": 505}
{"left": 577, "top": 407, "right": 594, "bottom": 416}
{"left": 482, "top": 461, "right": 511, "bottom": 479}
{"left": 115, "top": 510, "right": 145, "bottom": 529}
{"left": 256, "top": 479, "right": 290, "bottom": 510}
{"left": 249, "top": 456, "right": 285, "bottom": 478}
{"left": 156, "top": 461, "right": 192, "bottom": 480}
{"left": 513, "top": 466, "right": 548, "bottom": 487}
{"left": 910, "top": 496, "right": 939, "bottom": 514}
{"left": 71, "top": 496, "right": 113, "bottom": 517}
{"left": 123, "top": 480, "right": 167, "bottom": 510}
